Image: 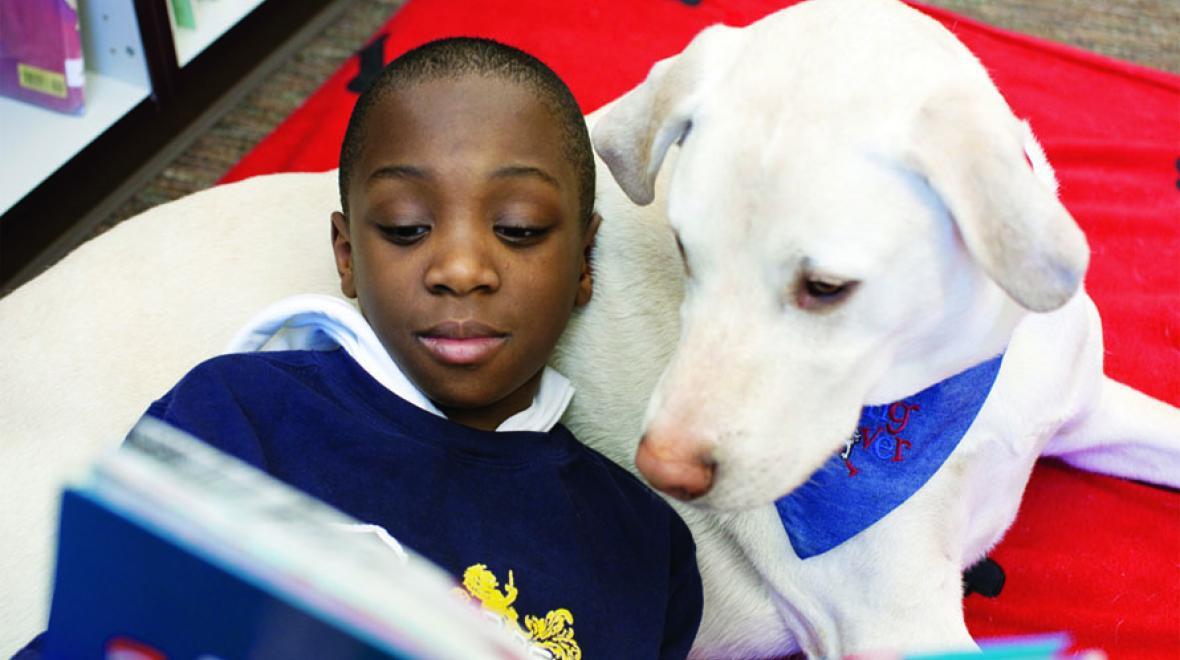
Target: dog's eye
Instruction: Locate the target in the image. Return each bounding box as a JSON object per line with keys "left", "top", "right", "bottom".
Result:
{"left": 805, "top": 279, "right": 846, "bottom": 297}
{"left": 797, "top": 276, "right": 858, "bottom": 310}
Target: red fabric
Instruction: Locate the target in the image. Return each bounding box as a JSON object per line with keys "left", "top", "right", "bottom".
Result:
{"left": 222, "top": 1, "right": 1180, "bottom": 657}
{"left": 967, "top": 459, "right": 1180, "bottom": 657}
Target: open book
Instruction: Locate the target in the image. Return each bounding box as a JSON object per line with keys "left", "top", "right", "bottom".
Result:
{"left": 42, "top": 416, "right": 531, "bottom": 659}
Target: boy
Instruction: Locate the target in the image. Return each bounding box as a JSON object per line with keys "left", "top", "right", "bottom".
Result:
{"left": 24, "top": 38, "right": 701, "bottom": 659}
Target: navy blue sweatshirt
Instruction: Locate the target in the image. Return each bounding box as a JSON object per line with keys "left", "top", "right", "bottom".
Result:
{"left": 130, "top": 348, "right": 702, "bottom": 658}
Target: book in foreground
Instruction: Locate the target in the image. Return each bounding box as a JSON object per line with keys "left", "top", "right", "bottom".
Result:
{"left": 43, "top": 416, "right": 532, "bottom": 659}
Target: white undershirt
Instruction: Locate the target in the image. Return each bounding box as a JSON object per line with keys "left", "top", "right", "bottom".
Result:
{"left": 224, "top": 294, "right": 575, "bottom": 433}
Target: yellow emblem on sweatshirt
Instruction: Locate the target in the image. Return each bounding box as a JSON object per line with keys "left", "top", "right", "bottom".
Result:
{"left": 455, "top": 563, "right": 581, "bottom": 660}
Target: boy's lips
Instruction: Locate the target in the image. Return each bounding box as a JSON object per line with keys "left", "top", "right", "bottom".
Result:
{"left": 417, "top": 321, "right": 508, "bottom": 366}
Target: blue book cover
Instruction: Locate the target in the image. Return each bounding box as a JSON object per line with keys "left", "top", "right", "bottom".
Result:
{"left": 42, "top": 417, "right": 529, "bottom": 660}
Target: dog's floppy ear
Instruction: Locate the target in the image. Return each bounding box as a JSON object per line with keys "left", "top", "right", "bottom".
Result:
{"left": 909, "top": 90, "right": 1089, "bottom": 312}
{"left": 592, "top": 24, "right": 743, "bottom": 205}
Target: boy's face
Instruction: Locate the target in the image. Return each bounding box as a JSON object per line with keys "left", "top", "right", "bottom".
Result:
{"left": 332, "top": 74, "right": 598, "bottom": 431}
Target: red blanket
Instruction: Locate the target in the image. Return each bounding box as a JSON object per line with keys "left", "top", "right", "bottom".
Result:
{"left": 222, "top": 1, "right": 1180, "bottom": 657}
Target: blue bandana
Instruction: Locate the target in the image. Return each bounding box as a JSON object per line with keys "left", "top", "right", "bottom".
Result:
{"left": 775, "top": 355, "right": 1004, "bottom": 559}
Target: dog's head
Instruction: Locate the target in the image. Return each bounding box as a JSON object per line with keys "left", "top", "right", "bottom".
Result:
{"left": 592, "top": 0, "right": 1088, "bottom": 510}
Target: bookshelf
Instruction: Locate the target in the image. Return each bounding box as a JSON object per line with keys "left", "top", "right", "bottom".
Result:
{"left": 0, "top": 0, "right": 339, "bottom": 291}
{"left": 0, "top": 75, "right": 147, "bottom": 217}
{"left": 0, "top": 0, "right": 151, "bottom": 217}
{"left": 172, "top": 0, "right": 268, "bottom": 67}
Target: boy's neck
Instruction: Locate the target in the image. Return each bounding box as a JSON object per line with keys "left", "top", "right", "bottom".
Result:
{"left": 434, "top": 370, "right": 544, "bottom": 432}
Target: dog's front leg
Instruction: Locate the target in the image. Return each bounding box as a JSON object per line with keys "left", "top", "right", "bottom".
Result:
{"left": 715, "top": 506, "right": 842, "bottom": 658}
{"left": 817, "top": 461, "right": 979, "bottom": 657}
{"left": 729, "top": 478, "right": 978, "bottom": 657}
{"left": 801, "top": 525, "right": 976, "bottom": 657}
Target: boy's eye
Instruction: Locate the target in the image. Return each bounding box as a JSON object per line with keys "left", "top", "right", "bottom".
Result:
{"left": 494, "top": 224, "right": 550, "bottom": 244}
{"left": 378, "top": 224, "right": 430, "bottom": 245}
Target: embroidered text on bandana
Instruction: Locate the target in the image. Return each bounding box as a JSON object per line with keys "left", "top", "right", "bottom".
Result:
{"left": 775, "top": 355, "right": 1004, "bottom": 559}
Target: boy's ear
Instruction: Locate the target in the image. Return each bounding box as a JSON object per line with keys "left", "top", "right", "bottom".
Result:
{"left": 331, "top": 211, "right": 357, "bottom": 299}
{"left": 575, "top": 213, "right": 602, "bottom": 307}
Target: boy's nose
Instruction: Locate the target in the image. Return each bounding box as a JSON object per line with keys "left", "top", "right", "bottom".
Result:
{"left": 424, "top": 236, "right": 500, "bottom": 295}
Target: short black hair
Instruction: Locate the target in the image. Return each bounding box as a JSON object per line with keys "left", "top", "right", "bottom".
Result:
{"left": 338, "top": 37, "right": 595, "bottom": 224}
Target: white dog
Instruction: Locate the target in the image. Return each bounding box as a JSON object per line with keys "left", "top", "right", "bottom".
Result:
{"left": 562, "top": 0, "right": 1180, "bottom": 656}
{"left": 1, "top": 0, "right": 1177, "bottom": 657}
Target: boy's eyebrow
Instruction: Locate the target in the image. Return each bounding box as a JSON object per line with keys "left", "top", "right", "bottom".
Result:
{"left": 365, "top": 164, "right": 560, "bottom": 190}
{"left": 367, "top": 164, "right": 431, "bottom": 184}
{"left": 490, "top": 165, "right": 561, "bottom": 190}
